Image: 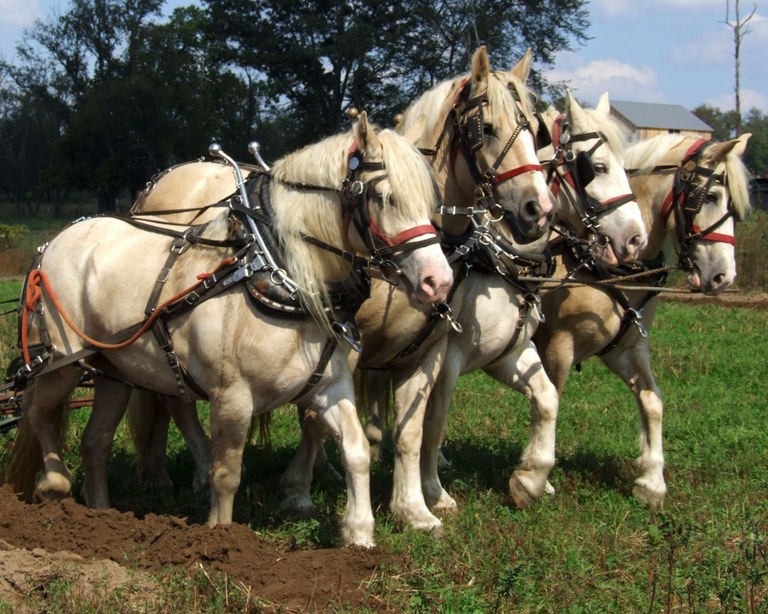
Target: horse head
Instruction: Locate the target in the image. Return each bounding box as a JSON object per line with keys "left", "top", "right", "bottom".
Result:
{"left": 397, "top": 46, "right": 555, "bottom": 247}
{"left": 542, "top": 90, "right": 647, "bottom": 265}
{"left": 626, "top": 133, "right": 752, "bottom": 295}
{"left": 271, "top": 111, "right": 452, "bottom": 316}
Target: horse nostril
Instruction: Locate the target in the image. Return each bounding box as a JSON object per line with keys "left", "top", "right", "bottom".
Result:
{"left": 524, "top": 200, "right": 541, "bottom": 219}
{"left": 628, "top": 233, "right": 645, "bottom": 253}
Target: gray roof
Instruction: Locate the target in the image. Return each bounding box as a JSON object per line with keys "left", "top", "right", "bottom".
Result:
{"left": 610, "top": 100, "right": 713, "bottom": 132}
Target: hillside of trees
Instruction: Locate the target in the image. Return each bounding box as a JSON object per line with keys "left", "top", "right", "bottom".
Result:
{"left": 0, "top": 0, "right": 765, "bottom": 215}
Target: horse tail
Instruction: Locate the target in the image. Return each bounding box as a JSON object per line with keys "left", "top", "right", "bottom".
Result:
{"left": 125, "top": 389, "right": 167, "bottom": 484}
{"left": 2, "top": 399, "right": 69, "bottom": 502}
{"left": 355, "top": 369, "right": 393, "bottom": 455}
{"left": 254, "top": 412, "right": 272, "bottom": 448}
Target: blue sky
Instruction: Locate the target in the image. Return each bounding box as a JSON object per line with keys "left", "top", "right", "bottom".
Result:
{"left": 1, "top": 0, "right": 766, "bottom": 113}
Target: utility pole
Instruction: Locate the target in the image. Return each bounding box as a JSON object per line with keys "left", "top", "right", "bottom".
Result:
{"left": 723, "top": 0, "right": 757, "bottom": 135}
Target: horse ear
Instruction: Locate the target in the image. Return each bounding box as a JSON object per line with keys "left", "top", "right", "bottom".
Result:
{"left": 596, "top": 91, "right": 611, "bottom": 116}
{"left": 510, "top": 48, "right": 532, "bottom": 82}
{"left": 355, "top": 110, "right": 381, "bottom": 153}
{"left": 705, "top": 133, "right": 751, "bottom": 164}
{"left": 471, "top": 45, "right": 490, "bottom": 83}
{"left": 565, "top": 89, "right": 585, "bottom": 128}
{"left": 732, "top": 132, "right": 751, "bottom": 157}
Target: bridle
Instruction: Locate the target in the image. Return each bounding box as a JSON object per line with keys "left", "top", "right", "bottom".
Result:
{"left": 546, "top": 114, "right": 636, "bottom": 245}
{"left": 418, "top": 75, "right": 548, "bottom": 223}
{"left": 279, "top": 140, "right": 441, "bottom": 284}
{"left": 630, "top": 138, "right": 735, "bottom": 273}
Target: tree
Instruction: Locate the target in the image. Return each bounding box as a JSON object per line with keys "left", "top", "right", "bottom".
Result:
{"left": 723, "top": 0, "right": 757, "bottom": 136}
{"left": 692, "top": 104, "right": 739, "bottom": 141}
{"left": 741, "top": 108, "right": 768, "bottom": 177}
{"left": 203, "top": 0, "right": 589, "bottom": 141}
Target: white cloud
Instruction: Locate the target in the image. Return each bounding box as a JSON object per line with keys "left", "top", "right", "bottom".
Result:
{"left": 707, "top": 89, "right": 768, "bottom": 113}
{"left": 546, "top": 56, "right": 660, "bottom": 106}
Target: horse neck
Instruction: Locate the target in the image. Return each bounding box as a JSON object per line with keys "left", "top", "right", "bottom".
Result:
{"left": 631, "top": 173, "right": 675, "bottom": 261}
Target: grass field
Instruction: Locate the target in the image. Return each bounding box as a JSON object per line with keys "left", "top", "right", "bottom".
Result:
{"left": 1, "top": 270, "right": 766, "bottom": 611}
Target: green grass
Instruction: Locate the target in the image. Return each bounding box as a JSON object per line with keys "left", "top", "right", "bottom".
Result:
{"left": 1, "top": 197, "right": 766, "bottom": 610}
{"left": 2, "top": 275, "right": 766, "bottom": 611}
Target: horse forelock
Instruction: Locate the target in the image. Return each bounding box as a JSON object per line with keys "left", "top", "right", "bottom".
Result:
{"left": 579, "top": 107, "right": 626, "bottom": 160}
{"left": 377, "top": 129, "right": 440, "bottom": 221}
{"left": 492, "top": 72, "right": 536, "bottom": 125}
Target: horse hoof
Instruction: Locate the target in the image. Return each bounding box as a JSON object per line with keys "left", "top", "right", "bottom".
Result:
{"left": 632, "top": 481, "right": 666, "bottom": 509}
{"left": 278, "top": 496, "right": 314, "bottom": 520}
{"left": 369, "top": 442, "right": 382, "bottom": 462}
{"left": 34, "top": 473, "right": 72, "bottom": 502}
{"left": 430, "top": 492, "right": 458, "bottom": 516}
{"left": 508, "top": 475, "right": 533, "bottom": 509}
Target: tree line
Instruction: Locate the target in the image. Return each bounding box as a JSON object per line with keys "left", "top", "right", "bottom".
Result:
{"left": 0, "top": 0, "right": 765, "bottom": 216}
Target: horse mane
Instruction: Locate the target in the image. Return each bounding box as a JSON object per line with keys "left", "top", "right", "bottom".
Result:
{"left": 398, "top": 68, "right": 539, "bottom": 151}
{"left": 625, "top": 133, "right": 752, "bottom": 221}
{"left": 268, "top": 126, "right": 439, "bottom": 330}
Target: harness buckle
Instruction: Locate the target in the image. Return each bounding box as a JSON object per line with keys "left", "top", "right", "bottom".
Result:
{"left": 627, "top": 308, "right": 648, "bottom": 337}
{"left": 525, "top": 293, "right": 545, "bottom": 324}
{"left": 331, "top": 321, "right": 362, "bottom": 352}
{"left": 376, "top": 259, "right": 402, "bottom": 285}
{"left": 435, "top": 302, "right": 463, "bottom": 333}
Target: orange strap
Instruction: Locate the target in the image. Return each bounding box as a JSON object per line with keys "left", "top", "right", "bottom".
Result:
{"left": 21, "top": 257, "right": 236, "bottom": 365}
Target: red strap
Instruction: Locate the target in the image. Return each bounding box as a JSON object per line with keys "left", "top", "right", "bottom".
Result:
{"left": 494, "top": 164, "right": 544, "bottom": 184}
{"left": 684, "top": 138, "right": 708, "bottom": 159}
{"left": 369, "top": 221, "right": 437, "bottom": 247}
{"left": 692, "top": 225, "right": 735, "bottom": 245}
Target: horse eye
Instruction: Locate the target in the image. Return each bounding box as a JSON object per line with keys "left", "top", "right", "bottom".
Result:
{"left": 593, "top": 163, "right": 607, "bottom": 174}
{"left": 483, "top": 124, "right": 495, "bottom": 138}
{"left": 704, "top": 190, "right": 720, "bottom": 204}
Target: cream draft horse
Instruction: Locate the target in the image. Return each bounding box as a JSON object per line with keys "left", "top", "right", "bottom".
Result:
{"left": 533, "top": 132, "right": 752, "bottom": 506}
{"left": 2, "top": 113, "right": 453, "bottom": 547}
{"left": 79, "top": 47, "right": 562, "bottom": 533}
{"left": 359, "top": 89, "right": 649, "bottom": 514}
{"left": 81, "top": 49, "right": 645, "bottom": 529}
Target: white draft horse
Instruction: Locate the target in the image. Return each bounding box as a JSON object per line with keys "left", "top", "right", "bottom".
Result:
{"left": 2, "top": 113, "right": 453, "bottom": 547}
{"left": 285, "top": 87, "right": 649, "bottom": 521}
{"left": 79, "top": 46, "right": 560, "bottom": 532}
{"left": 76, "top": 49, "right": 647, "bottom": 532}
{"left": 533, "top": 132, "right": 752, "bottom": 506}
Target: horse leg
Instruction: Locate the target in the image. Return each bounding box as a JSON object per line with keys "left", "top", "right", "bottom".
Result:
{"left": 23, "top": 368, "right": 81, "bottom": 501}
{"left": 81, "top": 376, "right": 132, "bottom": 508}
{"left": 362, "top": 369, "right": 390, "bottom": 461}
{"left": 167, "top": 397, "right": 211, "bottom": 491}
{"left": 389, "top": 364, "right": 442, "bottom": 532}
{"left": 485, "top": 341, "right": 559, "bottom": 508}
{"left": 278, "top": 406, "right": 330, "bottom": 518}
{"left": 206, "top": 391, "right": 253, "bottom": 527}
{"left": 126, "top": 389, "right": 171, "bottom": 488}
{"left": 420, "top": 360, "right": 460, "bottom": 515}
{"left": 317, "top": 395, "right": 375, "bottom": 547}
{"left": 600, "top": 335, "right": 666, "bottom": 508}
{"left": 536, "top": 330, "right": 577, "bottom": 497}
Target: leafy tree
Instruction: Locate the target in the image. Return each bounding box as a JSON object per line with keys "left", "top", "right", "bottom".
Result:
{"left": 204, "top": 0, "right": 589, "bottom": 141}
{"left": 741, "top": 108, "right": 768, "bottom": 178}
{"left": 692, "top": 104, "right": 739, "bottom": 141}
